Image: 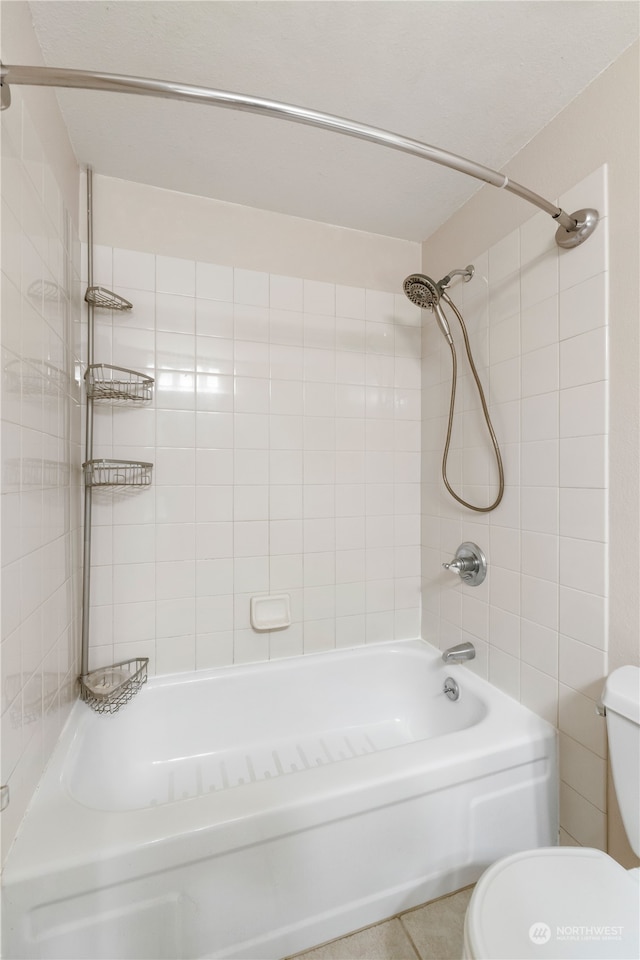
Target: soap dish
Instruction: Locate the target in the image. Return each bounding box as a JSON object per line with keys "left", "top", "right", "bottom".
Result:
{"left": 250, "top": 594, "right": 291, "bottom": 631}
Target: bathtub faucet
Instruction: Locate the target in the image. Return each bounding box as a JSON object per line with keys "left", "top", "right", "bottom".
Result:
{"left": 442, "top": 641, "right": 476, "bottom": 664}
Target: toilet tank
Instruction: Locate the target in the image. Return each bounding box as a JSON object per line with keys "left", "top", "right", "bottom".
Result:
{"left": 602, "top": 665, "right": 640, "bottom": 857}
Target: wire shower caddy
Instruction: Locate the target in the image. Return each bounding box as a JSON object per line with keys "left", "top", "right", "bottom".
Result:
{"left": 79, "top": 168, "right": 154, "bottom": 713}
{"left": 85, "top": 363, "right": 154, "bottom": 402}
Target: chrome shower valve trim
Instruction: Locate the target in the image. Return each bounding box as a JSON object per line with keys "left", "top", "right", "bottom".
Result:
{"left": 442, "top": 542, "right": 487, "bottom": 586}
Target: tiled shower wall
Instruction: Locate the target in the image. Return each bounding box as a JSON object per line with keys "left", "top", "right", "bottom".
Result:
{"left": 84, "top": 247, "right": 422, "bottom": 674}
{"left": 421, "top": 167, "right": 609, "bottom": 848}
{"left": 1, "top": 88, "right": 82, "bottom": 860}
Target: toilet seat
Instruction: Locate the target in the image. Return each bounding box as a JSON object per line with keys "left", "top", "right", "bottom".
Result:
{"left": 464, "top": 847, "right": 640, "bottom": 959}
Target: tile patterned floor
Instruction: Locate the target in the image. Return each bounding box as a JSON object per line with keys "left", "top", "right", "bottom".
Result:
{"left": 288, "top": 886, "right": 474, "bottom": 960}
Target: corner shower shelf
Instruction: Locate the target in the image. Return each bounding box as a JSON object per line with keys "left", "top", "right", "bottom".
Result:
{"left": 85, "top": 286, "right": 133, "bottom": 311}
{"left": 79, "top": 658, "right": 149, "bottom": 715}
{"left": 83, "top": 458, "right": 153, "bottom": 487}
{"left": 85, "top": 364, "right": 154, "bottom": 402}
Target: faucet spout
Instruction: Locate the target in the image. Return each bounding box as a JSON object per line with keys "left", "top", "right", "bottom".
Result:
{"left": 442, "top": 641, "right": 476, "bottom": 664}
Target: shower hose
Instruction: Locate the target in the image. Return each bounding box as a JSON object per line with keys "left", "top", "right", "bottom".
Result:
{"left": 440, "top": 291, "right": 504, "bottom": 513}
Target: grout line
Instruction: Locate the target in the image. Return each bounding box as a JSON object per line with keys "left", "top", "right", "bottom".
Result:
{"left": 285, "top": 884, "right": 475, "bottom": 959}
{"left": 397, "top": 918, "right": 422, "bottom": 960}
{"left": 397, "top": 882, "right": 476, "bottom": 920}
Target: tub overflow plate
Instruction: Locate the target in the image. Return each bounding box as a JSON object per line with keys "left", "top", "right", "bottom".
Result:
{"left": 444, "top": 677, "right": 460, "bottom": 701}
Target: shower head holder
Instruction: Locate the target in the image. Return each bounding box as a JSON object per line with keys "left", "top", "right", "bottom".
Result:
{"left": 439, "top": 265, "right": 474, "bottom": 289}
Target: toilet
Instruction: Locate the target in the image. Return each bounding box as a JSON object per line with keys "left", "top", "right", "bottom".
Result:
{"left": 463, "top": 666, "right": 640, "bottom": 959}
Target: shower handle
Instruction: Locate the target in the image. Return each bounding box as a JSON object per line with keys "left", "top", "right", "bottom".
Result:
{"left": 443, "top": 557, "right": 477, "bottom": 575}
{"left": 442, "top": 542, "right": 487, "bottom": 586}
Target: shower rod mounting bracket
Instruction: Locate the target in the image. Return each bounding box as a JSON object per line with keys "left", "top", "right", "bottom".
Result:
{"left": 0, "top": 66, "right": 10, "bottom": 111}
{"left": 0, "top": 62, "right": 599, "bottom": 248}
{"left": 554, "top": 208, "right": 599, "bottom": 249}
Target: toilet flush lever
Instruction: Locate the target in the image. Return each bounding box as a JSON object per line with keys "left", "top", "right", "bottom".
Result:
{"left": 442, "top": 542, "right": 487, "bottom": 586}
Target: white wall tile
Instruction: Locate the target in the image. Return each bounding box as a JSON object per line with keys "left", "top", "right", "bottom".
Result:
{"left": 365, "top": 289, "right": 394, "bottom": 324}
{"left": 196, "top": 262, "right": 233, "bottom": 302}
{"left": 560, "top": 381, "right": 607, "bottom": 438}
{"left": 155, "top": 634, "right": 196, "bottom": 673}
{"left": 559, "top": 537, "right": 606, "bottom": 596}
{"left": 156, "top": 561, "right": 195, "bottom": 600}
{"left": 559, "top": 782, "right": 606, "bottom": 850}
{"left": 156, "top": 293, "right": 195, "bottom": 335}
{"left": 489, "top": 229, "right": 520, "bottom": 283}
{"left": 521, "top": 440, "right": 558, "bottom": 487}
{"left": 521, "top": 575, "right": 558, "bottom": 630}
{"left": 520, "top": 663, "right": 558, "bottom": 726}
{"left": 559, "top": 488, "right": 606, "bottom": 542}
{"left": 196, "top": 300, "right": 234, "bottom": 339}
{"left": 234, "top": 485, "right": 269, "bottom": 521}
{"left": 521, "top": 486, "right": 558, "bottom": 535}
{"left": 559, "top": 585, "right": 606, "bottom": 651}
{"left": 196, "top": 631, "right": 234, "bottom": 668}
{"left": 113, "top": 563, "right": 155, "bottom": 605}
{"left": 521, "top": 619, "right": 558, "bottom": 678}
{"left": 559, "top": 634, "right": 607, "bottom": 699}
{"left": 559, "top": 327, "right": 607, "bottom": 389}
{"left": 113, "top": 248, "right": 155, "bottom": 291}
{"left": 336, "top": 284, "right": 366, "bottom": 320}
{"left": 559, "top": 272, "right": 607, "bottom": 340}
{"left": 521, "top": 530, "right": 558, "bottom": 582}
{"left": 156, "top": 256, "right": 195, "bottom": 296}
{"left": 559, "top": 732, "right": 607, "bottom": 811}
{"left": 490, "top": 647, "right": 520, "bottom": 700}
{"left": 270, "top": 274, "right": 303, "bottom": 312}
{"left": 559, "top": 435, "right": 606, "bottom": 489}
{"left": 559, "top": 682, "right": 607, "bottom": 757}
{"left": 269, "top": 451, "right": 302, "bottom": 487}
{"left": 234, "top": 304, "right": 269, "bottom": 343}
{"left": 270, "top": 520, "right": 303, "bottom": 555}
{"left": 234, "top": 268, "right": 269, "bottom": 307}
{"left": 558, "top": 214, "right": 608, "bottom": 293}
{"left": 196, "top": 335, "right": 234, "bottom": 374}
{"left": 196, "top": 558, "right": 234, "bottom": 597}
{"left": 521, "top": 295, "right": 558, "bottom": 354}
{"left": 521, "top": 344, "right": 558, "bottom": 397}
{"left": 336, "top": 317, "right": 367, "bottom": 358}
{"left": 304, "top": 279, "right": 335, "bottom": 316}
{"left": 490, "top": 566, "right": 521, "bottom": 616}
{"left": 269, "top": 309, "right": 302, "bottom": 346}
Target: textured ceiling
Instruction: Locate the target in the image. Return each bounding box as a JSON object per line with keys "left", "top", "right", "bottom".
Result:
{"left": 25, "top": 1, "right": 639, "bottom": 241}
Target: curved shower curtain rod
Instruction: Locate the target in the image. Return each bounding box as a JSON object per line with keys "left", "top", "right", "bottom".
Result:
{"left": 0, "top": 63, "right": 598, "bottom": 249}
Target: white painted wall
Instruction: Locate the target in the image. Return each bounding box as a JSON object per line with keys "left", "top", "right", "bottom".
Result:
{"left": 85, "top": 173, "right": 420, "bottom": 292}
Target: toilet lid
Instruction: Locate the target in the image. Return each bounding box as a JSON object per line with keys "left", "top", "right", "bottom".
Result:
{"left": 466, "top": 847, "right": 640, "bottom": 959}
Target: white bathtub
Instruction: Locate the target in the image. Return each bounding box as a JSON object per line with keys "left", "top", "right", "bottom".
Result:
{"left": 2, "top": 639, "right": 557, "bottom": 960}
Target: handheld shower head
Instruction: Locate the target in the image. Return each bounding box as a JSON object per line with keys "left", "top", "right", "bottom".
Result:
{"left": 403, "top": 274, "right": 441, "bottom": 309}
{"left": 402, "top": 273, "right": 453, "bottom": 344}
